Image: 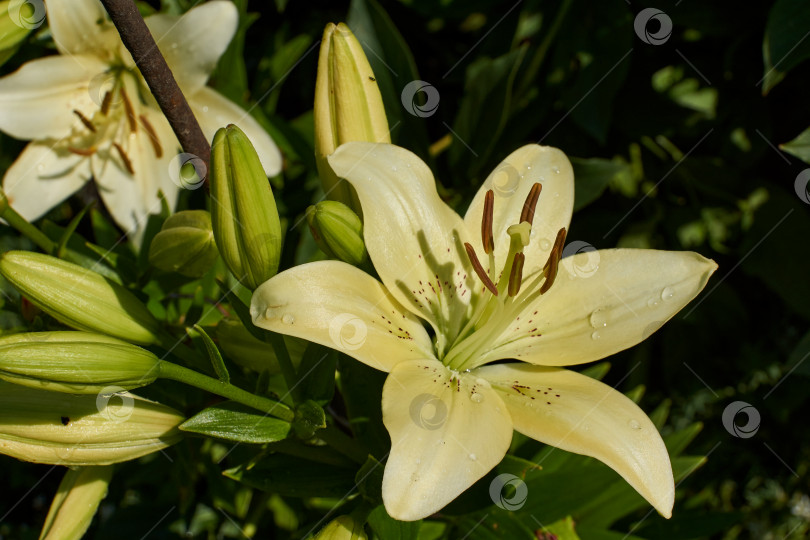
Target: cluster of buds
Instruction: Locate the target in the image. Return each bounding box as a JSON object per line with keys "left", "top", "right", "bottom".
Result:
{"left": 148, "top": 210, "right": 219, "bottom": 278}
{"left": 306, "top": 200, "right": 369, "bottom": 267}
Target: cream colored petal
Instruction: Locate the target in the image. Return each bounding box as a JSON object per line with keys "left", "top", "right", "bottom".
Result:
{"left": 478, "top": 363, "right": 674, "bottom": 518}
{"left": 40, "top": 466, "right": 112, "bottom": 540}
{"left": 382, "top": 359, "right": 513, "bottom": 521}
{"left": 483, "top": 249, "right": 717, "bottom": 367}
{"left": 0, "top": 55, "right": 108, "bottom": 139}
{"left": 92, "top": 84, "right": 179, "bottom": 241}
{"left": 464, "top": 145, "right": 574, "bottom": 278}
{"left": 328, "top": 142, "right": 478, "bottom": 352}
{"left": 191, "top": 86, "right": 281, "bottom": 176}
{"left": 46, "top": 0, "right": 117, "bottom": 56}
{"left": 145, "top": 1, "right": 237, "bottom": 94}
{"left": 251, "top": 261, "right": 435, "bottom": 373}
{"left": 2, "top": 142, "right": 91, "bottom": 222}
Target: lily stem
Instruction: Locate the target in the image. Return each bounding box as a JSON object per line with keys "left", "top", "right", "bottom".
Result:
{"left": 263, "top": 331, "right": 302, "bottom": 404}
{"left": 159, "top": 361, "right": 294, "bottom": 422}
{"left": 317, "top": 424, "right": 368, "bottom": 464}
{"left": 0, "top": 205, "right": 56, "bottom": 253}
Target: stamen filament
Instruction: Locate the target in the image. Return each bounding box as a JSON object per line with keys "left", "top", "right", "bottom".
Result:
{"left": 508, "top": 252, "right": 525, "bottom": 297}
{"left": 67, "top": 147, "right": 96, "bottom": 156}
{"left": 519, "top": 183, "right": 542, "bottom": 225}
{"left": 464, "top": 242, "right": 498, "bottom": 296}
{"left": 73, "top": 110, "right": 96, "bottom": 133}
{"left": 113, "top": 142, "right": 135, "bottom": 175}
{"left": 139, "top": 114, "right": 163, "bottom": 158}
{"left": 540, "top": 227, "right": 566, "bottom": 294}
{"left": 482, "top": 190, "right": 494, "bottom": 254}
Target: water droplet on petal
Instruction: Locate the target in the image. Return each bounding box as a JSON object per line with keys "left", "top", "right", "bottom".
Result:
{"left": 281, "top": 314, "right": 295, "bottom": 325}
{"left": 470, "top": 392, "right": 484, "bottom": 403}
{"left": 415, "top": 458, "right": 421, "bottom": 465}
{"left": 469, "top": 453, "right": 477, "bottom": 461}
{"left": 591, "top": 330, "right": 601, "bottom": 340}
{"left": 391, "top": 166, "right": 397, "bottom": 172}
{"left": 589, "top": 308, "right": 608, "bottom": 328}
{"left": 202, "top": 106, "right": 209, "bottom": 113}
{"left": 647, "top": 297, "right": 660, "bottom": 308}
{"left": 552, "top": 166, "right": 560, "bottom": 174}
{"left": 583, "top": 423, "right": 591, "bottom": 431}
{"left": 661, "top": 286, "right": 675, "bottom": 301}
{"left": 629, "top": 419, "right": 641, "bottom": 430}
{"left": 539, "top": 238, "right": 551, "bottom": 251}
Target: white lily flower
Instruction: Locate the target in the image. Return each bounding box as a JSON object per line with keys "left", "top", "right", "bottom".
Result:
{"left": 251, "top": 142, "right": 717, "bottom": 521}
{"left": 0, "top": 0, "right": 281, "bottom": 241}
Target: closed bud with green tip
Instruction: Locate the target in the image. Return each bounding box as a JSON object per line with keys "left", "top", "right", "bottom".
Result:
{"left": 148, "top": 210, "right": 218, "bottom": 278}
{"left": 0, "top": 332, "right": 160, "bottom": 393}
{"left": 314, "top": 22, "right": 390, "bottom": 215}
{"left": 306, "top": 201, "right": 368, "bottom": 267}
{"left": 0, "top": 1, "right": 33, "bottom": 65}
{"left": 210, "top": 125, "right": 282, "bottom": 290}
{"left": 0, "top": 381, "right": 184, "bottom": 466}
{"left": 0, "top": 251, "right": 161, "bottom": 345}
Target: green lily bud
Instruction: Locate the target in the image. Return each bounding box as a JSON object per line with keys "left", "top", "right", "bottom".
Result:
{"left": 0, "top": 332, "right": 160, "bottom": 393}
{"left": 215, "top": 318, "right": 305, "bottom": 374}
{"left": 0, "top": 381, "right": 184, "bottom": 465}
{"left": 39, "top": 466, "right": 112, "bottom": 540}
{"left": 148, "top": 210, "right": 218, "bottom": 277}
{"left": 306, "top": 201, "right": 368, "bottom": 267}
{"left": 314, "top": 22, "right": 390, "bottom": 215}
{"left": 0, "top": 251, "right": 162, "bottom": 345}
{"left": 210, "top": 125, "right": 282, "bottom": 290}
{"left": 0, "top": 1, "right": 35, "bottom": 65}
{"left": 312, "top": 515, "right": 368, "bottom": 540}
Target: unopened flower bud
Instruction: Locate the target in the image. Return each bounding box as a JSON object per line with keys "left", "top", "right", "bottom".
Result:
{"left": 0, "top": 331, "right": 160, "bottom": 393}
{"left": 0, "top": 381, "right": 184, "bottom": 465}
{"left": 0, "top": 251, "right": 162, "bottom": 345}
{"left": 314, "top": 22, "right": 389, "bottom": 215}
{"left": 39, "top": 466, "right": 113, "bottom": 540}
{"left": 148, "top": 210, "right": 218, "bottom": 277}
{"left": 312, "top": 515, "right": 368, "bottom": 540}
{"left": 210, "top": 124, "right": 282, "bottom": 290}
{"left": 306, "top": 201, "right": 368, "bottom": 267}
{"left": 0, "top": 1, "right": 34, "bottom": 62}
{"left": 215, "top": 318, "right": 304, "bottom": 373}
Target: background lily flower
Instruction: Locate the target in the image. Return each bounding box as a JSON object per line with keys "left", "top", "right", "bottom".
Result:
{"left": 252, "top": 141, "right": 717, "bottom": 521}
{"left": 0, "top": 0, "right": 280, "bottom": 241}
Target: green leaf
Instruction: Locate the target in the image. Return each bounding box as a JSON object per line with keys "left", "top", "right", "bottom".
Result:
{"left": 348, "top": 0, "right": 431, "bottom": 159}
{"left": 356, "top": 455, "right": 384, "bottom": 504}
{"left": 454, "top": 509, "right": 535, "bottom": 540}
{"left": 579, "top": 361, "right": 610, "bottom": 381}
{"left": 56, "top": 202, "right": 94, "bottom": 260}
{"left": 297, "top": 342, "right": 337, "bottom": 405}
{"left": 40, "top": 221, "right": 129, "bottom": 283}
{"left": 190, "top": 324, "right": 229, "bottom": 383}
{"left": 762, "top": 0, "right": 810, "bottom": 94}
{"left": 664, "top": 422, "right": 703, "bottom": 456}
{"left": 542, "top": 516, "right": 581, "bottom": 540}
{"left": 449, "top": 47, "right": 527, "bottom": 180}
{"left": 292, "top": 399, "right": 326, "bottom": 439}
{"left": 339, "top": 356, "right": 389, "bottom": 458}
{"left": 224, "top": 454, "right": 358, "bottom": 497}
{"left": 367, "top": 505, "right": 421, "bottom": 540}
{"left": 570, "top": 157, "right": 630, "bottom": 211}
{"left": 180, "top": 400, "right": 290, "bottom": 443}
{"left": 780, "top": 126, "right": 810, "bottom": 165}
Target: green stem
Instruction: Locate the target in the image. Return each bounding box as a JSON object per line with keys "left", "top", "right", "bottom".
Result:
{"left": 514, "top": 0, "right": 573, "bottom": 101}
{"left": 318, "top": 425, "right": 368, "bottom": 464}
{"left": 159, "top": 361, "right": 294, "bottom": 422}
{"left": 0, "top": 205, "right": 56, "bottom": 253}
{"left": 263, "top": 331, "right": 300, "bottom": 404}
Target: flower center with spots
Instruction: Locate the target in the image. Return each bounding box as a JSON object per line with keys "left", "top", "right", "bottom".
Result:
{"left": 61, "top": 68, "right": 163, "bottom": 176}
{"left": 442, "top": 183, "right": 566, "bottom": 372}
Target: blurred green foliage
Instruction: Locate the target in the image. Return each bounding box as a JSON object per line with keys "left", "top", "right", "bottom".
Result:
{"left": 2, "top": 0, "right": 810, "bottom": 538}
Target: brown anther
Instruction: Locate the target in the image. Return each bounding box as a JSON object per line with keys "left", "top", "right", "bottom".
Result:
{"left": 508, "top": 252, "right": 525, "bottom": 297}
{"left": 482, "top": 190, "right": 495, "bottom": 254}
{"left": 139, "top": 114, "right": 163, "bottom": 158}
{"left": 113, "top": 142, "right": 135, "bottom": 175}
{"left": 100, "top": 90, "right": 113, "bottom": 116}
{"left": 120, "top": 87, "right": 137, "bottom": 133}
{"left": 72, "top": 110, "right": 96, "bottom": 133}
{"left": 464, "top": 242, "right": 498, "bottom": 296}
{"left": 540, "top": 227, "right": 567, "bottom": 294}
{"left": 519, "top": 183, "right": 542, "bottom": 225}
{"left": 67, "top": 146, "right": 97, "bottom": 156}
